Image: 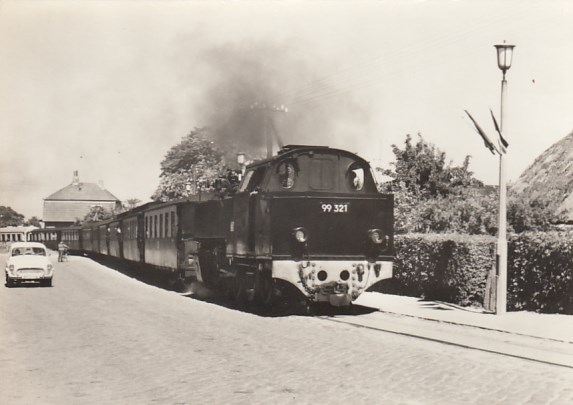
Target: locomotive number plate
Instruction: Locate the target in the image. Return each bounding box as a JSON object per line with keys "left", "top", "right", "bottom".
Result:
{"left": 321, "top": 203, "right": 349, "bottom": 213}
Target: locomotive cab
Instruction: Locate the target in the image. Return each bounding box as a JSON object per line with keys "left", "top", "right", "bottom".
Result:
{"left": 230, "top": 145, "right": 393, "bottom": 306}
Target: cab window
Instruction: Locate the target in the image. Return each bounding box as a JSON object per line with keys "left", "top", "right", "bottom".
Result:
{"left": 238, "top": 167, "right": 267, "bottom": 193}
{"left": 277, "top": 161, "right": 297, "bottom": 189}
{"left": 347, "top": 164, "right": 365, "bottom": 191}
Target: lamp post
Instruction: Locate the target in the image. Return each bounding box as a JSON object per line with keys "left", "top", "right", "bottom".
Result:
{"left": 494, "top": 41, "right": 515, "bottom": 315}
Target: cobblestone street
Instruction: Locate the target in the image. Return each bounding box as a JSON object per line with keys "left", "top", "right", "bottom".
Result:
{"left": 1, "top": 254, "right": 572, "bottom": 404}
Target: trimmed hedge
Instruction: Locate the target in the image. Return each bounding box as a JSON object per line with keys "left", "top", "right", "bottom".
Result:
{"left": 509, "top": 232, "right": 573, "bottom": 314}
{"left": 371, "top": 232, "right": 573, "bottom": 314}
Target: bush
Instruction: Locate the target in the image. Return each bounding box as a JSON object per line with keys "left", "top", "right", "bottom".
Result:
{"left": 509, "top": 232, "right": 573, "bottom": 313}
{"left": 375, "top": 234, "right": 494, "bottom": 307}
{"left": 372, "top": 232, "right": 573, "bottom": 314}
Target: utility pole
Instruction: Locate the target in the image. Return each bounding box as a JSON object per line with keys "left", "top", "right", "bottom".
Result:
{"left": 250, "top": 103, "right": 287, "bottom": 158}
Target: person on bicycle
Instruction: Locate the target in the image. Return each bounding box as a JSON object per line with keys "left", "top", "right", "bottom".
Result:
{"left": 58, "top": 241, "right": 69, "bottom": 262}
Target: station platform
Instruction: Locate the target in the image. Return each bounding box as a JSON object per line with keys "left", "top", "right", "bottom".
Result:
{"left": 355, "top": 292, "right": 573, "bottom": 344}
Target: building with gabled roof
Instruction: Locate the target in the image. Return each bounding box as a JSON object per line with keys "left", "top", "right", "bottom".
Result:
{"left": 43, "top": 171, "right": 121, "bottom": 228}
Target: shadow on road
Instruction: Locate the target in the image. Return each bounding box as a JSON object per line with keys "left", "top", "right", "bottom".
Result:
{"left": 82, "top": 253, "right": 378, "bottom": 318}
{"left": 4, "top": 282, "right": 51, "bottom": 288}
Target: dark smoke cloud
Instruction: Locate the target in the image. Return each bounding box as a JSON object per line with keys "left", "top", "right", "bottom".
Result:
{"left": 192, "top": 39, "right": 371, "bottom": 162}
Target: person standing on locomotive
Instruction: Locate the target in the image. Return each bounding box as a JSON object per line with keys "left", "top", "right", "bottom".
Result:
{"left": 58, "top": 240, "right": 69, "bottom": 262}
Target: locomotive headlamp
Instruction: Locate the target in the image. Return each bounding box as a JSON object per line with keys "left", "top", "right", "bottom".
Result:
{"left": 368, "top": 229, "right": 385, "bottom": 245}
{"left": 292, "top": 227, "right": 308, "bottom": 243}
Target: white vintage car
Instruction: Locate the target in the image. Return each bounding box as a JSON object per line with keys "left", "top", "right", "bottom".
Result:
{"left": 5, "top": 242, "right": 54, "bottom": 287}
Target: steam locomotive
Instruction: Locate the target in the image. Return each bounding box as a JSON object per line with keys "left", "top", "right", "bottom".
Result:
{"left": 30, "top": 145, "right": 394, "bottom": 307}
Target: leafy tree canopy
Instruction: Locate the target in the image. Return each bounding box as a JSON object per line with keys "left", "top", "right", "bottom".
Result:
{"left": 381, "top": 134, "right": 483, "bottom": 199}
{"left": 25, "top": 216, "right": 42, "bottom": 227}
{"left": 379, "top": 134, "right": 552, "bottom": 235}
{"left": 123, "top": 198, "right": 141, "bottom": 210}
{"left": 83, "top": 205, "right": 115, "bottom": 224}
{"left": 151, "top": 128, "right": 227, "bottom": 202}
{"left": 0, "top": 206, "right": 25, "bottom": 227}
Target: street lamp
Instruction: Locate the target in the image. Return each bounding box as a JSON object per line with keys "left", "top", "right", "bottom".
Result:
{"left": 495, "top": 42, "right": 515, "bottom": 78}
{"left": 494, "top": 41, "right": 515, "bottom": 315}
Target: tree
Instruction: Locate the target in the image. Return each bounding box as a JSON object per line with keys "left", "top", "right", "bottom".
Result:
{"left": 83, "top": 205, "right": 114, "bottom": 223}
{"left": 380, "top": 134, "right": 482, "bottom": 198}
{"left": 151, "top": 128, "right": 227, "bottom": 201}
{"left": 507, "top": 194, "right": 553, "bottom": 233}
{"left": 25, "top": 216, "right": 42, "bottom": 227}
{"left": 0, "top": 206, "right": 25, "bottom": 227}
{"left": 124, "top": 198, "right": 141, "bottom": 210}
{"left": 379, "top": 134, "right": 554, "bottom": 235}
{"left": 379, "top": 134, "right": 494, "bottom": 235}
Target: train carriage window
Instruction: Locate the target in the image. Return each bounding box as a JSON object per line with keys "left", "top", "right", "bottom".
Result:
{"left": 154, "top": 215, "right": 158, "bottom": 238}
{"left": 171, "top": 210, "right": 175, "bottom": 238}
{"left": 145, "top": 217, "right": 149, "bottom": 238}
{"left": 277, "top": 161, "right": 297, "bottom": 189}
{"left": 165, "top": 212, "right": 170, "bottom": 238}
{"left": 159, "top": 213, "right": 163, "bottom": 238}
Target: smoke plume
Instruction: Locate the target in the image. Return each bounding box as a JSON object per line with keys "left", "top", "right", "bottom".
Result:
{"left": 191, "top": 39, "right": 371, "bottom": 162}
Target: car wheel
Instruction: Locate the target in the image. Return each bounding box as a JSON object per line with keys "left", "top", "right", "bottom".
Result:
{"left": 43, "top": 279, "right": 53, "bottom": 287}
{"left": 6, "top": 277, "right": 15, "bottom": 288}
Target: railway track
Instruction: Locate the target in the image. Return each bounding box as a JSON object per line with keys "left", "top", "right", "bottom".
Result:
{"left": 84, "top": 255, "right": 573, "bottom": 370}
{"left": 318, "top": 309, "right": 573, "bottom": 369}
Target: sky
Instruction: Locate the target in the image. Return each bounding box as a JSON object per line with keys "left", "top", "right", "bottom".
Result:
{"left": 1, "top": 0, "right": 572, "bottom": 219}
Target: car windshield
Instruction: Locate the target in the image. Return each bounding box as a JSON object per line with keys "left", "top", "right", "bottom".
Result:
{"left": 12, "top": 247, "right": 46, "bottom": 256}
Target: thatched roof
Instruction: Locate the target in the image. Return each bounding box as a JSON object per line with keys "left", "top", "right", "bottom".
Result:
{"left": 512, "top": 131, "right": 573, "bottom": 222}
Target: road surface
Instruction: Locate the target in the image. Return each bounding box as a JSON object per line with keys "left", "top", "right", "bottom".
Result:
{"left": 1, "top": 254, "right": 572, "bottom": 404}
